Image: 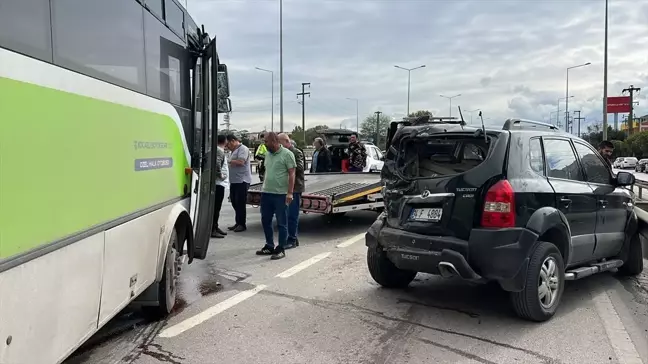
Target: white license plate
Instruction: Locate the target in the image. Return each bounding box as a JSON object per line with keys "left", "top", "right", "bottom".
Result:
{"left": 410, "top": 208, "right": 443, "bottom": 222}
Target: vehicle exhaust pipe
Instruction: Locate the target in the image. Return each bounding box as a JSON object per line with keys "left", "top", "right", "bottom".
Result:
{"left": 438, "top": 262, "right": 459, "bottom": 278}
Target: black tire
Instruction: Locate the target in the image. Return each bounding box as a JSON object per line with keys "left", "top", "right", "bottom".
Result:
{"left": 510, "top": 241, "right": 565, "bottom": 322}
{"left": 367, "top": 246, "right": 417, "bottom": 288}
{"left": 144, "top": 229, "right": 180, "bottom": 319}
{"left": 618, "top": 233, "right": 644, "bottom": 276}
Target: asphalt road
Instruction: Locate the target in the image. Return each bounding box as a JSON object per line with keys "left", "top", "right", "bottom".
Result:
{"left": 66, "top": 177, "right": 648, "bottom": 364}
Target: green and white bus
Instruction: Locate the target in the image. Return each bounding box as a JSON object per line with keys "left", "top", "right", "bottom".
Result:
{"left": 0, "top": 0, "right": 230, "bottom": 363}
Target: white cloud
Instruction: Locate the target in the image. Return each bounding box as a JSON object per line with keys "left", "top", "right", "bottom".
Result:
{"left": 190, "top": 0, "right": 648, "bottom": 135}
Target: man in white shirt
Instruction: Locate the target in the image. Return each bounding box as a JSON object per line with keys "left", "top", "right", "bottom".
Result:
{"left": 212, "top": 134, "right": 229, "bottom": 238}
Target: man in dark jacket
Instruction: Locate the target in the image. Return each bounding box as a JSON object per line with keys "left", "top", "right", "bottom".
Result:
{"left": 598, "top": 140, "right": 614, "bottom": 168}
{"left": 310, "top": 137, "right": 332, "bottom": 173}
{"left": 348, "top": 132, "right": 366, "bottom": 172}
{"left": 279, "top": 133, "right": 305, "bottom": 249}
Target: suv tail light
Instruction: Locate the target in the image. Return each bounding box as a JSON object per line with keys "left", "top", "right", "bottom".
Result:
{"left": 481, "top": 180, "right": 516, "bottom": 228}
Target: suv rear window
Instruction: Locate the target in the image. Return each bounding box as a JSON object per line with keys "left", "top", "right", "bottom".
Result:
{"left": 397, "top": 136, "right": 492, "bottom": 178}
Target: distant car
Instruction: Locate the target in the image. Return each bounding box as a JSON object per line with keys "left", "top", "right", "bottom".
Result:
{"left": 636, "top": 159, "right": 648, "bottom": 172}
{"left": 619, "top": 157, "right": 638, "bottom": 169}
{"left": 613, "top": 157, "right": 624, "bottom": 168}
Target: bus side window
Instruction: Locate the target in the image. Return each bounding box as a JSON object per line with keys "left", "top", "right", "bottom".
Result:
{"left": 0, "top": 0, "right": 53, "bottom": 62}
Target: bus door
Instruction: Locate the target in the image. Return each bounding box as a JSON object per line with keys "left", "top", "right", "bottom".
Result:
{"left": 191, "top": 37, "right": 230, "bottom": 260}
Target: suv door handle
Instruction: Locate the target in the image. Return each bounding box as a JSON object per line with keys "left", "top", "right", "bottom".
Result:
{"left": 559, "top": 197, "right": 572, "bottom": 207}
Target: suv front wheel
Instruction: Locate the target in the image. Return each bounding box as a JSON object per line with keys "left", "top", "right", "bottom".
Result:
{"left": 511, "top": 241, "right": 565, "bottom": 322}
{"left": 367, "top": 246, "right": 417, "bottom": 288}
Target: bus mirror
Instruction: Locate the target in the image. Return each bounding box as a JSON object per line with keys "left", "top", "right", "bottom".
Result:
{"left": 218, "top": 97, "right": 231, "bottom": 114}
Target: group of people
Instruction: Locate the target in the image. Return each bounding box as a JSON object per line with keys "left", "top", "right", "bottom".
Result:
{"left": 211, "top": 132, "right": 305, "bottom": 260}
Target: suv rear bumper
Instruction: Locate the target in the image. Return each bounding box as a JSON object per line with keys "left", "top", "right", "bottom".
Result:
{"left": 365, "top": 218, "right": 539, "bottom": 292}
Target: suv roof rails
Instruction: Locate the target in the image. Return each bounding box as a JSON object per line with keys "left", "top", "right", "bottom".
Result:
{"left": 502, "top": 119, "right": 558, "bottom": 131}
{"left": 403, "top": 115, "right": 462, "bottom": 125}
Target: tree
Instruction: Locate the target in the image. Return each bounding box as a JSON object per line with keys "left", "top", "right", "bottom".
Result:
{"left": 408, "top": 110, "right": 433, "bottom": 117}
{"left": 360, "top": 113, "right": 391, "bottom": 148}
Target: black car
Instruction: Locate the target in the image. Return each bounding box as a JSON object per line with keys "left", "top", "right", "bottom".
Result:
{"left": 366, "top": 118, "right": 644, "bottom": 322}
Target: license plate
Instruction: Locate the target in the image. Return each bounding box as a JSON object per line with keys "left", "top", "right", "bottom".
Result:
{"left": 410, "top": 208, "right": 443, "bottom": 222}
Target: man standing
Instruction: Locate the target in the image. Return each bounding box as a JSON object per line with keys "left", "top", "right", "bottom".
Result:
{"left": 256, "top": 132, "right": 296, "bottom": 260}
{"left": 211, "top": 134, "right": 229, "bottom": 238}
{"left": 348, "top": 132, "right": 367, "bottom": 172}
{"left": 226, "top": 133, "right": 252, "bottom": 232}
{"left": 598, "top": 140, "right": 614, "bottom": 168}
{"left": 310, "top": 137, "right": 332, "bottom": 173}
{"left": 279, "top": 133, "right": 304, "bottom": 249}
{"left": 254, "top": 132, "right": 267, "bottom": 182}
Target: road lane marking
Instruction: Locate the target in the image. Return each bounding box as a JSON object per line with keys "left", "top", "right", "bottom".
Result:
{"left": 276, "top": 252, "right": 331, "bottom": 278}
{"left": 591, "top": 289, "right": 644, "bottom": 364}
{"left": 158, "top": 284, "right": 267, "bottom": 338}
{"left": 337, "top": 233, "right": 365, "bottom": 248}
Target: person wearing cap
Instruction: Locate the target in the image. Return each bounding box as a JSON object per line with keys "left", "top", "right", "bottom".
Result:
{"left": 226, "top": 133, "right": 252, "bottom": 232}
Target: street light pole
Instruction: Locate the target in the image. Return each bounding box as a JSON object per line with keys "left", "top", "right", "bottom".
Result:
{"left": 394, "top": 65, "right": 425, "bottom": 116}
{"left": 440, "top": 94, "right": 461, "bottom": 117}
{"left": 346, "top": 98, "right": 359, "bottom": 132}
{"left": 255, "top": 67, "right": 274, "bottom": 131}
{"left": 466, "top": 109, "right": 480, "bottom": 124}
{"left": 279, "top": 0, "right": 284, "bottom": 132}
{"left": 566, "top": 62, "right": 591, "bottom": 132}
{"left": 603, "top": 0, "right": 609, "bottom": 140}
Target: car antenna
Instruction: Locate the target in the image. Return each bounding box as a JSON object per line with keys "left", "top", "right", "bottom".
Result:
{"left": 479, "top": 111, "right": 488, "bottom": 144}
{"left": 457, "top": 105, "right": 466, "bottom": 128}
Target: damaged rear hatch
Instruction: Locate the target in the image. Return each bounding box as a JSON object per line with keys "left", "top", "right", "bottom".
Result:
{"left": 382, "top": 128, "right": 509, "bottom": 240}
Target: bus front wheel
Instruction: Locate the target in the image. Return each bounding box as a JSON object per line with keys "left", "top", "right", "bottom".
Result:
{"left": 145, "top": 228, "right": 180, "bottom": 318}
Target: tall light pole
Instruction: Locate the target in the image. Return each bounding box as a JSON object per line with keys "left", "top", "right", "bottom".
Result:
{"left": 346, "top": 98, "right": 359, "bottom": 132}
{"left": 255, "top": 67, "right": 274, "bottom": 131}
{"left": 279, "top": 0, "right": 284, "bottom": 132}
{"left": 394, "top": 65, "right": 425, "bottom": 116}
{"left": 466, "top": 108, "right": 480, "bottom": 124}
{"left": 602, "top": 0, "right": 609, "bottom": 140}
{"left": 565, "top": 62, "right": 591, "bottom": 131}
{"left": 440, "top": 94, "right": 461, "bottom": 117}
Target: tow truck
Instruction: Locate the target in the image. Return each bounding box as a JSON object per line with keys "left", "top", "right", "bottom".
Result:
{"left": 246, "top": 129, "right": 384, "bottom": 215}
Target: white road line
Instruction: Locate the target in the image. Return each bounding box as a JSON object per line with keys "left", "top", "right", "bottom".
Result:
{"left": 336, "top": 233, "right": 366, "bottom": 248}
{"left": 591, "top": 289, "right": 644, "bottom": 364}
{"left": 276, "top": 252, "right": 331, "bottom": 278}
{"left": 158, "top": 285, "right": 267, "bottom": 338}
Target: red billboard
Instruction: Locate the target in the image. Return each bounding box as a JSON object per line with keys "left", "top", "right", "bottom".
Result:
{"left": 607, "top": 96, "right": 631, "bottom": 113}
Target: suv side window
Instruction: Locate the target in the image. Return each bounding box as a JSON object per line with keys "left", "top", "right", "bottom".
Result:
{"left": 529, "top": 138, "right": 544, "bottom": 175}
{"left": 573, "top": 142, "right": 612, "bottom": 185}
{"left": 543, "top": 139, "right": 584, "bottom": 181}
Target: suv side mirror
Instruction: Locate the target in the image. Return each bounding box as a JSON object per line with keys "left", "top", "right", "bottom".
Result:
{"left": 616, "top": 171, "right": 635, "bottom": 186}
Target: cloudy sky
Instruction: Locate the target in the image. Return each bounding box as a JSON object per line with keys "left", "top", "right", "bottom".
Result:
{"left": 187, "top": 0, "right": 648, "bottom": 134}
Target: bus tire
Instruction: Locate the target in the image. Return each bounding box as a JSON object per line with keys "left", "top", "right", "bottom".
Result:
{"left": 145, "top": 228, "right": 180, "bottom": 318}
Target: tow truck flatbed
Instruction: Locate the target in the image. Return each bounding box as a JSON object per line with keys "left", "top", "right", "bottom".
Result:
{"left": 246, "top": 172, "right": 383, "bottom": 214}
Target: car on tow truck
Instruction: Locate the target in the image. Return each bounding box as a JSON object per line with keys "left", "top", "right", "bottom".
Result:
{"left": 366, "top": 116, "right": 644, "bottom": 322}
{"left": 246, "top": 129, "right": 384, "bottom": 216}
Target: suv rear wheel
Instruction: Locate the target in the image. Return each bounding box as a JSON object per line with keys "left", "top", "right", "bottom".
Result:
{"left": 511, "top": 241, "right": 565, "bottom": 322}
{"left": 618, "top": 233, "right": 644, "bottom": 276}
{"left": 367, "top": 246, "right": 417, "bottom": 288}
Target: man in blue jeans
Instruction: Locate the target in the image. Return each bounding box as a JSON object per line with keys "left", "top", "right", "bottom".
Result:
{"left": 278, "top": 133, "right": 305, "bottom": 249}
{"left": 255, "top": 132, "right": 296, "bottom": 260}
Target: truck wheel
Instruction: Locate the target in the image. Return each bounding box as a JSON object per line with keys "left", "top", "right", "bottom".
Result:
{"left": 510, "top": 241, "right": 565, "bottom": 322}
{"left": 144, "top": 228, "right": 181, "bottom": 319}
{"left": 367, "top": 246, "right": 416, "bottom": 288}
{"left": 618, "top": 233, "right": 644, "bottom": 276}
